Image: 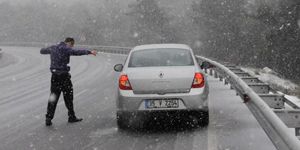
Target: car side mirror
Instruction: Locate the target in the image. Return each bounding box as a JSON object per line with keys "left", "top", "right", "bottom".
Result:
{"left": 200, "top": 61, "right": 213, "bottom": 69}
{"left": 114, "top": 64, "right": 123, "bottom": 72}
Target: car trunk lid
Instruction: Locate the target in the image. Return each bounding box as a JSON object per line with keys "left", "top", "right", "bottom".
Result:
{"left": 126, "top": 66, "right": 195, "bottom": 94}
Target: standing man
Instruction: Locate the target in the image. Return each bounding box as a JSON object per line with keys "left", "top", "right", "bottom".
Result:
{"left": 41, "top": 37, "right": 97, "bottom": 126}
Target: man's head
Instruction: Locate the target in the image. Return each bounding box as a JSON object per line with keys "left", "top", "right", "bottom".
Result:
{"left": 64, "top": 37, "right": 75, "bottom": 47}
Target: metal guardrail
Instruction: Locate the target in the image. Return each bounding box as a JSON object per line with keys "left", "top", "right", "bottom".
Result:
{"left": 77, "top": 44, "right": 131, "bottom": 55}
{"left": 196, "top": 56, "right": 300, "bottom": 150}
{"left": 2, "top": 42, "right": 300, "bottom": 149}
{"left": 94, "top": 47, "right": 130, "bottom": 55}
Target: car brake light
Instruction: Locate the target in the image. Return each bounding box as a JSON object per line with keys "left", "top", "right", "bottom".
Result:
{"left": 192, "top": 72, "right": 205, "bottom": 88}
{"left": 119, "top": 74, "right": 132, "bottom": 90}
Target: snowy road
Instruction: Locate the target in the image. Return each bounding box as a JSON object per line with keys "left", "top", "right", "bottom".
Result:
{"left": 0, "top": 47, "right": 276, "bottom": 150}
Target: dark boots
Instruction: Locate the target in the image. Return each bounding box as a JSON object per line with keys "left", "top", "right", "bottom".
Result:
{"left": 45, "top": 116, "right": 83, "bottom": 126}
{"left": 45, "top": 118, "right": 52, "bottom": 126}
{"left": 68, "top": 116, "right": 83, "bottom": 123}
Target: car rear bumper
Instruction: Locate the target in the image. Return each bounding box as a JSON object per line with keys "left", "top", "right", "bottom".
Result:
{"left": 117, "top": 109, "right": 209, "bottom": 129}
{"left": 117, "top": 109, "right": 208, "bottom": 119}
{"left": 117, "top": 87, "right": 209, "bottom": 112}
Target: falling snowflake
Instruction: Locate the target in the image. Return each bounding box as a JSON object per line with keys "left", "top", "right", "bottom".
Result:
{"left": 279, "top": 25, "right": 284, "bottom": 30}
{"left": 29, "top": 143, "right": 34, "bottom": 148}
{"left": 133, "top": 32, "right": 139, "bottom": 38}
{"left": 49, "top": 93, "right": 57, "bottom": 102}
{"left": 194, "top": 40, "right": 203, "bottom": 48}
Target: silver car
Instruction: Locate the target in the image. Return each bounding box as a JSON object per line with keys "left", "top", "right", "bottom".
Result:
{"left": 114, "top": 44, "right": 209, "bottom": 129}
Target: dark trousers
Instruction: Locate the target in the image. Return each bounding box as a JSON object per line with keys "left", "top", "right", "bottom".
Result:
{"left": 46, "top": 73, "right": 75, "bottom": 119}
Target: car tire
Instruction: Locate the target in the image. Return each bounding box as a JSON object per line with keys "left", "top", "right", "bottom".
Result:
{"left": 188, "top": 110, "right": 209, "bottom": 127}
{"left": 116, "top": 112, "right": 128, "bottom": 129}
{"left": 199, "top": 110, "right": 209, "bottom": 126}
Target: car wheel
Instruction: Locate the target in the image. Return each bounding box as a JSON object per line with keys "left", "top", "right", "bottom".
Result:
{"left": 117, "top": 112, "right": 128, "bottom": 129}
{"left": 199, "top": 110, "right": 209, "bottom": 126}
{"left": 187, "top": 110, "right": 209, "bottom": 127}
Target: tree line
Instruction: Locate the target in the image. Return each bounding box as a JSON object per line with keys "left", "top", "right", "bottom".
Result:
{"left": 0, "top": 0, "right": 299, "bottom": 83}
{"left": 191, "top": 0, "right": 300, "bottom": 83}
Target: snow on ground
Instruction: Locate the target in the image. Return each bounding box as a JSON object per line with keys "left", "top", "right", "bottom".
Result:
{"left": 242, "top": 67, "right": 300, "bottom": 106}
{"left": 0, "top": 51, "right": 17, "bottom": 68}
{"left": 242, "top": 67, "right": 298, "bottom": 94}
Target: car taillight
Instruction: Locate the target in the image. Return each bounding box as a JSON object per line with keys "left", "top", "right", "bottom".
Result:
{"left": 192, "top": 72, "right": 205, "bottom": 88}
{"left": 119, "top": 74, "right": 132, "bottom": 90}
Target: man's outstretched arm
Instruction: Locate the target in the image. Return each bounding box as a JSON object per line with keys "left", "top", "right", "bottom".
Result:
{"left": 68, "top": 48, "right": 97, "bottom": 56}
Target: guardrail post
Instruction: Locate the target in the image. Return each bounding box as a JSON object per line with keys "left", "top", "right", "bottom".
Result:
{"left": 219, "top": 75, "right": 223, "bottom": 81}
{"left": 214, "top": 70, "right": 218, "bottom": 78}
{"left": 209, "top": 69, "right": 213, "bottom": 76}
{"left": 215, "top": 68, "right": 224, "bottom": 81}
{"left": 224, "top": 78, "right": 228, "bottom": 85}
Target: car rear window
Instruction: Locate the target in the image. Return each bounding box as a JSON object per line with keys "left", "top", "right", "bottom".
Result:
{"left": 128, "top": 48, "right": 194, "bottom": 67}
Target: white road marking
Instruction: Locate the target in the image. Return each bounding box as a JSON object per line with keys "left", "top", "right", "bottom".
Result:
{"left": 75, "top": 89, "right": 88, "bottom": 98}
{"left": 57, "top": 89, "right": 88, "bottom": 106}
{"left": 207, "top": 121, "right": 218, "bottom": 150}
{"left": 207, "top": 84, "right": 218, "bottom": 150}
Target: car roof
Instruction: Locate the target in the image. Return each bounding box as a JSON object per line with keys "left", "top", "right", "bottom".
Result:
{"left": 132, "top": 44, "right": 191, "bottom": 52}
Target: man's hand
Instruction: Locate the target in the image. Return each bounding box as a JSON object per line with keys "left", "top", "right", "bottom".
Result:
{"left": 90, "top": 50, "right": 97, "bottom": 56}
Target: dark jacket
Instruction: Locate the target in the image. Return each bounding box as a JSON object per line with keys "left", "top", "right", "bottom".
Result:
{"left": 40, "top": 42, "right": 91, "bottom": 74}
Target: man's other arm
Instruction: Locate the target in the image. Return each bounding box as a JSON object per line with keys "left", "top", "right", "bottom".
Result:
{"left": 40, "top": 46, "right": 54, "bottom": 54}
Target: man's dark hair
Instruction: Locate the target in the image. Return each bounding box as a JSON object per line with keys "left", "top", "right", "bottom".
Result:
{"left": 64, "top": 37, "right": 75, "bottom": 45}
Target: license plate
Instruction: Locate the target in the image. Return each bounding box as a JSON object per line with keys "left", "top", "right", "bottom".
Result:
{"left": 145, "top": 99, "right": 179, "bottom": 109}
